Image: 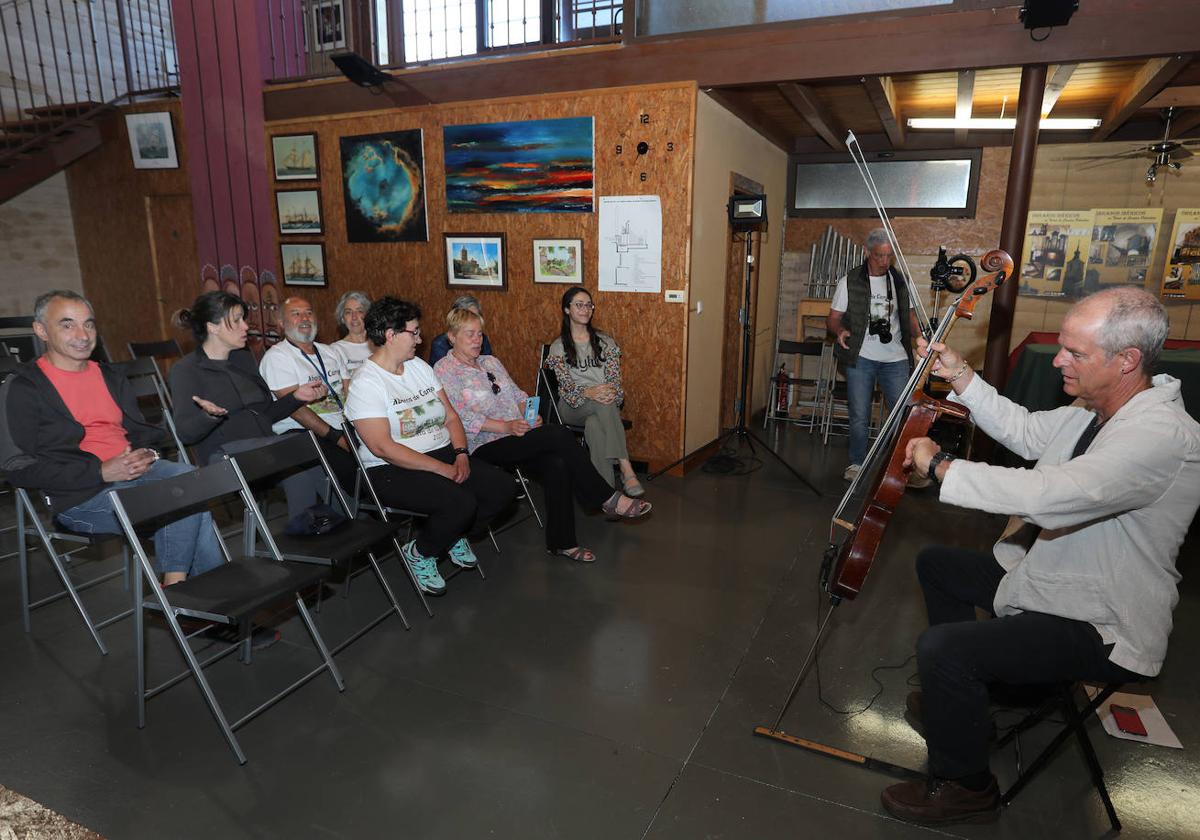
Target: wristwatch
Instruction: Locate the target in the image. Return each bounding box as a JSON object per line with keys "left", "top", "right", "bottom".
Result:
{"left": 927, "top": 450, "right": 956, "bottom": 487}
{"left": 453, "top": 447, "right": 469, "bottom": 457}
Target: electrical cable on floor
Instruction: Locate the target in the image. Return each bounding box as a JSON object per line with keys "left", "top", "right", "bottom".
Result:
{"left": 701, "top": 446, "right": 763, "bottom": 475}
{"left": 809, "top": 560, "right": 916, "bottom": 717}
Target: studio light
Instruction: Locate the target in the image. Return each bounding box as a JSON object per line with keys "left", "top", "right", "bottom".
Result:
{"left": 331, "top": 51, "right": 392, "bottom": 87}
{"left": 906, "top": 117, "right": 1101, "bottom": 131}
{"left": 728, "top": 193, "right": 767, "bottom": 228}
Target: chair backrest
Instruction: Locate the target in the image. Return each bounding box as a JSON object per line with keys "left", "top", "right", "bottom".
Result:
{"left": 127, "top": 338, "right": 182, "bottom": 361}
{"left": 340, "top": 419, "right": 399, "bottom": 519}
{"left": 536, "top": 344, "right": 565, "bottom": 426}
{"left": 0, "top": 357, "right": 21, "bottom": 379}
{"left": 0, "top": 316, "right": 35, "bottom": 330}
{"left": 108, "top": 459, "right": 244, "bottom": 528}
{"left": 225, "top": 431, "right": 355, "bottom": 518}
{"left": 0, "top": 318, "right": 43, "bottom": 362}
{"left": 113, "top": 358, "right": 191, "bottom": 465}
{"left": 778, "top": 339, "right": 825, "bottom": 358}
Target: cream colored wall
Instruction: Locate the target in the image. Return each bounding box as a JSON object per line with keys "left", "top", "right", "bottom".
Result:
{"left": 685, "top": 91, "right": 788, "bottom": 453}
{"left": 0, "top": 172, "right": 83, "bottom": 315}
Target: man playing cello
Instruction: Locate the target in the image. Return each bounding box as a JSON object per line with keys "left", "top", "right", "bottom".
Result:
{"left": 882, "top": 286, "right": 1200, "bottom": 824}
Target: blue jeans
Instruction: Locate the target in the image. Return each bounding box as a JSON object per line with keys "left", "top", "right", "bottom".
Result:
{"left": 844, "top": 356, "right": 910, "bottom": 466}
{"left": 56, "top": 459, "right": 225, "bottom": 576}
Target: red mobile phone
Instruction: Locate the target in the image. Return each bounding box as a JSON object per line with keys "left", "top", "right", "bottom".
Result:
{"left": 1110, "top": 704, "right": 1148, "bottom": 737}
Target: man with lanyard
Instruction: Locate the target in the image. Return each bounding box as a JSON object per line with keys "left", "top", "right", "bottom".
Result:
{"left": 827, "top": 227, "right": 922, "bottom": 481}
{"left": 259, "top": 296, "right": 358, "bottom": 494}
{"left": 882, "top": 286, "right": 1200, "bottom": 825}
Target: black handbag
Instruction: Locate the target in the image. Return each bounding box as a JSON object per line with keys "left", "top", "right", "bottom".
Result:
{"left": 283, "top": 503, "right": 349, "bottom": 537}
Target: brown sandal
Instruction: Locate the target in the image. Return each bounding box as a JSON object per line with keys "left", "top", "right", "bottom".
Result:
{"left": 549, "top": 546, "right": 595, "bottom": 563}
{"left": 601, "top": 491, "right": 652, "bottom": 521}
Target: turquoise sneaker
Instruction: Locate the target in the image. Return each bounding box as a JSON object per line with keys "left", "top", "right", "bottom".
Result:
{"left": 401, "top": 540, "right": 446, "bottom": 596}
{"left": 448, "top": 537, "right": 478, "bottom": 569}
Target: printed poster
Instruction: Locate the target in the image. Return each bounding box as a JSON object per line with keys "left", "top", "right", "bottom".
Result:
{"left": 598, "top": 195, "right": 662, "bottom": 294}
{"left": 1083, "top": 208, "right": 1164, "bottom": 293}
{"left": 1160, "top": 208, "right": 1200, "bottom": 301}
{"left": 1018, "top": 210, "right": 1094, "bottom": 298}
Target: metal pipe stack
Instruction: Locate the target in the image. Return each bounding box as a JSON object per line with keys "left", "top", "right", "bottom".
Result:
{"left": 806, "top": 226, "right": 864, "bottom": 299}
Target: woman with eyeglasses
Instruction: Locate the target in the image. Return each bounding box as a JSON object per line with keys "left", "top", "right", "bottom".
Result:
{"left": 344, "top": 297, "right": 517, "bottom": 597}
{"left": 436, "top": 307, "right": 650, "bottom": 564}
{"left": 544, "top": 286, "right": 643, "bottom": 497}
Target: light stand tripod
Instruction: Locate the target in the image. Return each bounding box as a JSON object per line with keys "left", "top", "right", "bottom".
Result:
{"left": 649, "top": 221, "right": 819, "bottom": 496}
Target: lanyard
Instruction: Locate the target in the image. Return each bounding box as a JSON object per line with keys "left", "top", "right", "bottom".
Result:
{"left": 289, "top": 340, "right": 343, "bottom": 410}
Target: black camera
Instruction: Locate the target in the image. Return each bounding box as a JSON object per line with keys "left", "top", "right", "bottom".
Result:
{"left": 868, "top": 318, "right": 893, "bottom": 344}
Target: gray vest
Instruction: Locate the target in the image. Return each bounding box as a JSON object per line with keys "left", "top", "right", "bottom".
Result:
{"left": 833, "top": 263, "right": 915, "bottom": 368}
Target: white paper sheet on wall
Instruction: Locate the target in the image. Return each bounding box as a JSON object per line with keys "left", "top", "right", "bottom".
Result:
{"left": 598, "top": 195, "right": 662, "bottom": 294}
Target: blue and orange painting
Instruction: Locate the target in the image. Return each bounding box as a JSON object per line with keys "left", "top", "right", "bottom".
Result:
{"left": 443, "top": 117, "right": 594, "bottom": 214}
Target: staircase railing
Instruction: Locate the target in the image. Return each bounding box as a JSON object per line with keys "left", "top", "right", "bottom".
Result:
{"left": 0, "top": 0, "right": 179, "bottom": 167}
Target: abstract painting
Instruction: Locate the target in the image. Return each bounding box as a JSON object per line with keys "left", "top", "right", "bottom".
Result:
{"left": 340, "top": 130, "right": 428, "bottom": 242}
{"left": 443, "top": 117, "right": 593, "bottom": 213}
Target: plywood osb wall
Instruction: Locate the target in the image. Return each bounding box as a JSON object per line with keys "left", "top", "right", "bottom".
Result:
{"left": 266, "top": 82, "right": 697, "bottom": 466}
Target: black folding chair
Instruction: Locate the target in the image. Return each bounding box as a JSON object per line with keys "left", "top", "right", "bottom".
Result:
{"left": 113, "top": 357, "right": 190, "bottom": 465}
{"left": 127, "top": 339, "right": 182, "bottom": 408}
{"left": 997, "top": 681, "right": 1127, "bottom": 832}
{"left": 225, "top": 432, "right": 411, "bottom": 652}
{"left": 537, "top": 344, "right": 633, "bottom": 434}
{"left": 110, "top": 459, "right": 343, "bottom": 765}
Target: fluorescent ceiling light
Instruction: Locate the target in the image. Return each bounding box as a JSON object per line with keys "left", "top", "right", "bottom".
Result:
{"left": 907, "top": 117, "right": 1101, "bottom": 130}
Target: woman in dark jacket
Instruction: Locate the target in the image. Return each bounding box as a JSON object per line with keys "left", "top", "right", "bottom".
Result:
{"left": 168, "top": 291, "right": 327, "bottom": 516}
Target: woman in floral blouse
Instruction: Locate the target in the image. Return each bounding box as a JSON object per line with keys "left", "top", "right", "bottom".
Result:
{"left": 435, "top": 307, "right": 650, "bottom": 563}
{"left": 544, "top": 286, "right": 642, "bottom": 497}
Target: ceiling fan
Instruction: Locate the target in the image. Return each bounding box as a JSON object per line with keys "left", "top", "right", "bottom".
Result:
{"left": 1060, "top": 107, "right": 1200, "bottom": 182}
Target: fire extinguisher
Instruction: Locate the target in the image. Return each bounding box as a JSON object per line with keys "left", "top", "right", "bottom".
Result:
{"left": 776, "top": 364, "right": 789, "bottom": 415}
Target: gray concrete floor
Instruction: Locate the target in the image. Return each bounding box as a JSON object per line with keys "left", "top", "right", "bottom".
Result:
{"left": 1, "top": 426, "right": 1196, "bottom": 839}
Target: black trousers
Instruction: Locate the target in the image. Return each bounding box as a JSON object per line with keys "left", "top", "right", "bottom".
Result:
{"left": 915, "top": 545, "right": 1138, "bottom": 780}
{"left": 366, "top": 444, "right": 518, "bottom": 557}
{"left": 473, "top": 424, "right": 614, "bottom": 551}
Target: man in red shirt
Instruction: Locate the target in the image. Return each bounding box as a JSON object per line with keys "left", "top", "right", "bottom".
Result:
{"left": 1, "top": 290, "right": 222, "bottom": 584}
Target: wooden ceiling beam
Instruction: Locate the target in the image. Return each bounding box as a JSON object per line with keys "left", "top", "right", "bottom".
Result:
{"left": 955, "top": 69, "right": 975, "bottom": 146}
{"left": 1168, "top": 108, "right": 1200, "bottom": 139}
{"left": 777, "top": 82, "right": 842, "bottom": 150}
{"left": 702, "top": 89, "right": 793, "bottom": 152}
{"left": 1040, "top": 63, "right": 1077, "bottom": 115}
{"left": 265, "top": 1, "right": 1200, "bottom": 123}
{"left": 1145, "top": 85, "right": 1200, "bottom": 110}
{"left": 863, "top": 75, "right": 904, "bottom": 148}
{"left": 1092, "top": 55, "right": 1192, "bottom": 141}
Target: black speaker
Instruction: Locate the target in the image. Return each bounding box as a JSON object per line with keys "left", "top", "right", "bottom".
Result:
{"left": 331, "top": 52, "right": 391, "bottom": 87}
{"left": 1019, "top": 0, "right": 1078, "bottom": 29}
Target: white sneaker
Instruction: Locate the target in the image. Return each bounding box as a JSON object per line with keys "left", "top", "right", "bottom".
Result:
{"left": 843, "top": 464, "right": 861, "bottom": 481}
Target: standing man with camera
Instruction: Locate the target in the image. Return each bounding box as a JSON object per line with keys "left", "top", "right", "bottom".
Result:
{"left": 828, "top": 228, "right": 922, "bottom": 480}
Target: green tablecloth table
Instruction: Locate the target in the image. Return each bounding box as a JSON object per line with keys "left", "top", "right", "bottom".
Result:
{"left": 1003, "top": 344, "right": 1200, "bottom": 423}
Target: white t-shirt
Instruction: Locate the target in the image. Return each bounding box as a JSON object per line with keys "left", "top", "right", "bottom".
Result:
{"left": 344, "top": 358, "right": 449, "bottom": 468}
{"left": 332, "top": 338, "right": 371, "bottom": 374}
{"left": 830, "top": 273, "right": 909, "bottom": 363}
{"left": 259, "top": 340, "right": 350, "bottom": 433}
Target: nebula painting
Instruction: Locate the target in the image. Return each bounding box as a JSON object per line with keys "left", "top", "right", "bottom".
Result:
{"left": 340, "top": 129, "right": 428, "bottom": 242}
{"left": 443, "top": 117, "right": 594, "bottom": 214}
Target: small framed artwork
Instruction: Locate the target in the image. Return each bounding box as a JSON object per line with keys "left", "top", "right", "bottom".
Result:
{"left": 280, "top": 243, "right": 327, "bottom": 287}
{"left": 444, "top": 233, "right": 506, "bottom": 290}
{"left": 533, "top": 238, "right": 583, "bottom": 284}
{"left": 272, "top": 133, "right": 319, "bottom": 181}
{"left": 311, "top": 0, "right": 346, "bottom": 50}
{"left": 276, "top": 190, "right": 322, "bottom": 235}
{"left": 125, "top": 112, "right": 178, "bottom": 169}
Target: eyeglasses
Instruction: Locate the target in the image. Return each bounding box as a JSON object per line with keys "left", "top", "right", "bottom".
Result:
{"left": 571, "top": 302, "right": 595, "bottom": 310}
{"left": 396, "top": 327, "right": 421, "bottom": 339}
{"left": 486, "top": 371, "right": 501, "bottom": 395}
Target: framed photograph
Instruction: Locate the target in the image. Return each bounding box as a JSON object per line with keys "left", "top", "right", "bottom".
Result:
{"left": 311, "top": 0, "right": 346, "bottom": 49}
{"left": 272, "top": 134, "right": 319, "bottom": 181}
{"left": 533, "top": 238, "right": 583, "bottom": 284}
{"left": 444, "top": 233, "right": 506, "bottom": 290}
{"left": 276, "top": 190, "right": 322, "bottom": 235}
{"left": 280, "top": 243, "right": 327, "bottom": 287}
{"left": 125, "top": 112, "right": 178, "bottom": 169}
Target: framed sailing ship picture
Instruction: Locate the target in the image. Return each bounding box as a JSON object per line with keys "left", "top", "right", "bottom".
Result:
{"left": 280, "top": 243, "right": 327, "bottom": 287}
{"left": 272, "top": 134, "right": 319, "bottom": 181}
{"left": 276, "top": 190, "right": 322, "bottom": 235}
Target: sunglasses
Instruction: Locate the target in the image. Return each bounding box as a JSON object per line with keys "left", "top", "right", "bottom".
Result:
{"left": 486, "top": 371, "right": 500, "bottom": 395}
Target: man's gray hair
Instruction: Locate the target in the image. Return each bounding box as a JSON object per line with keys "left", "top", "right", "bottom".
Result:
{"left": 33, "top": 289, "right": 92, "bottom": 324}
{"left": 451, "top": 294, "right": 483, "bottom": 315}
{"left": 335, "top": 290, "right": 372, "bottom": 322}
{"left": 1082, "top": 286, "right": 1169, "bottom": 374}
{"left": 865, "top": 228, "right": 891, "bottom": 251}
